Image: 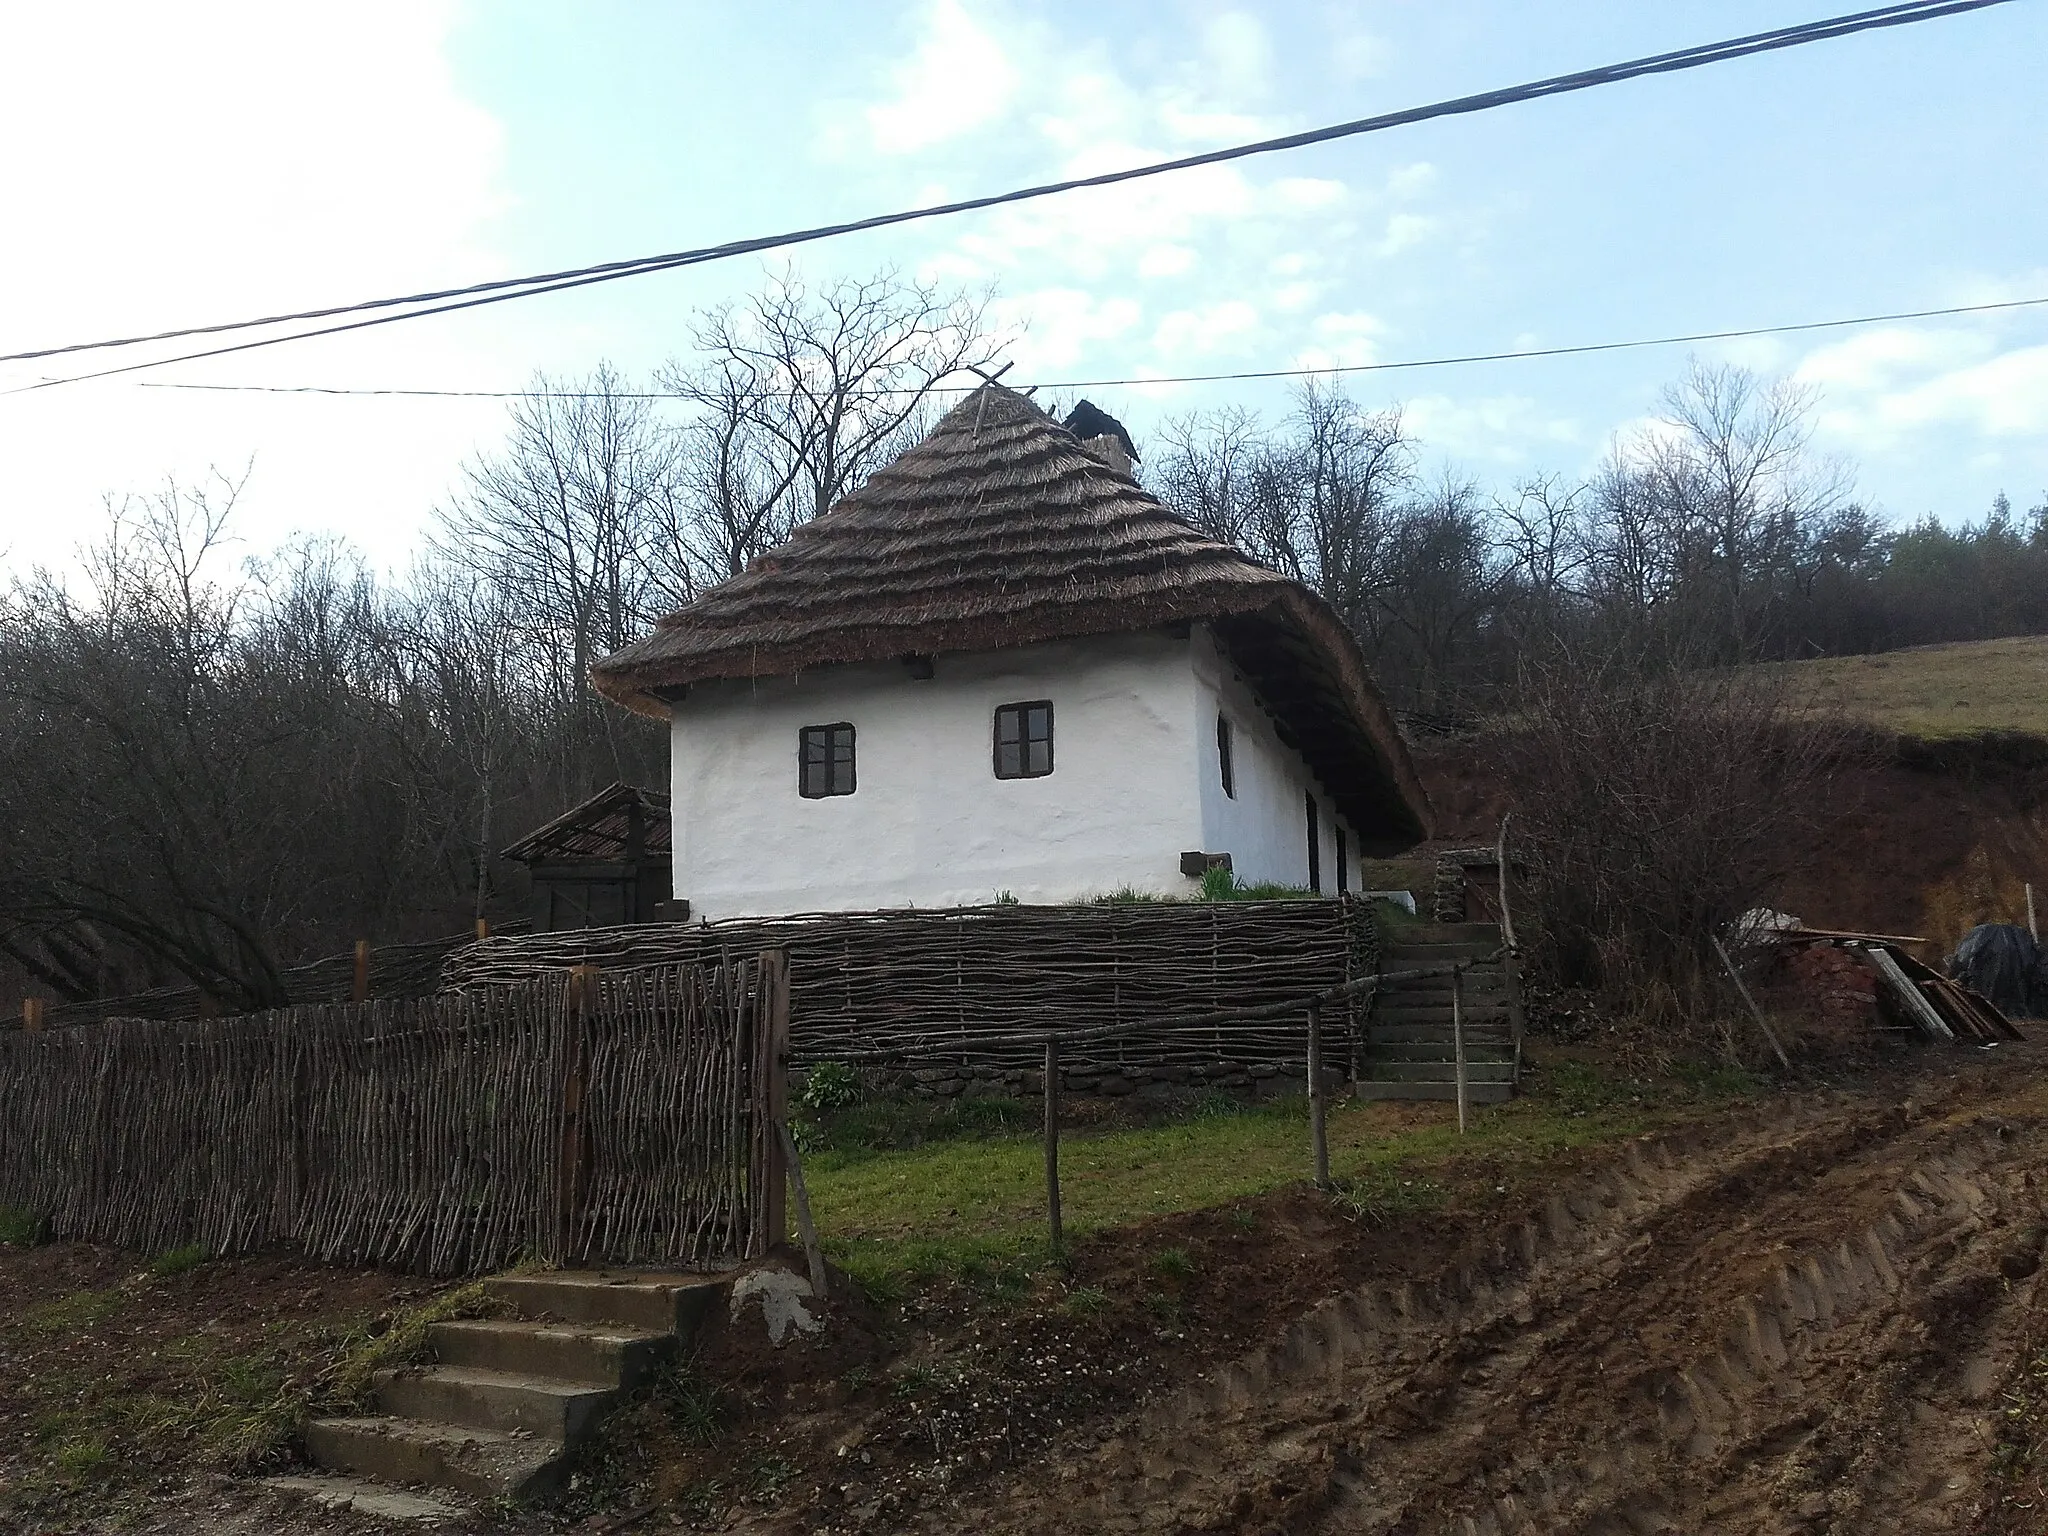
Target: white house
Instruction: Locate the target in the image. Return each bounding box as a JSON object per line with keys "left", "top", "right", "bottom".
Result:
{"left": 593, "top": 383, "right": 1431, "bottom": 921}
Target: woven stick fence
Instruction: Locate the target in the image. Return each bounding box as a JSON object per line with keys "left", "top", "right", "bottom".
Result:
{"left": 35, "top": 923, "right": 533, "bottom": 1030}
{"left": 0, "top": 957, "right": 780, "bottom": 1274}
{"left": 443, "top": 900, "right": 1373, "bottom": 1075}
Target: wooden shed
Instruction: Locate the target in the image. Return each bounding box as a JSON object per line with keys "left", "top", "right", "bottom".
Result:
{"left": 501, "top": 783, "right": 675, "bottom": 931}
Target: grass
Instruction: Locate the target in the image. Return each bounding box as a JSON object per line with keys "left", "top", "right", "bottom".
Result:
{"left": 807, "top": 1090, "right": 1651, "bottom": 1290}
{"left": 0, "top": 1204, "right": 47, "bottom": 1248}
{"left": 325, "top": 1279, "right": 509, "bottom": 1408}
{"left": 147, "top": 1244, "right": 209, "bottom": 1277}
{"left": 1756, "top": 634, "right": 2048, "bottom": 740}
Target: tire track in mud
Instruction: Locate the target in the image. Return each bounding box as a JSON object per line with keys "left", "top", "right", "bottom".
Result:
{"left": 969, "top": 1091, "right": 2048, "bottom": 1536}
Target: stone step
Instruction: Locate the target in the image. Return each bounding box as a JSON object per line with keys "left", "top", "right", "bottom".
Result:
{"left": 1370, "top": 1023, "right": 1517, "bottom": 1045}
{"left": 1375, "top": 1004, "right": 1512, "bottom": 1026}
{"left": 1362, "top": 1059, "right": 1518, "bottom": 1083}
{"left": 372, "top": 1365, "right": 616, "bottom": 1442}
{"left": 1354, "top": 1080, "right": 1515, "bottom": 1104}
{"left": 485, "top": 1269, "right": 726, "bottom": 1335}
{"left": 1391, "top": 922, "right": 1501, "bottom": 944}
{"left": 1366, "top": 1040, "right": 1517, "bottom": 1063}
{"left": 1382, "top": 943, "right": 1504, "bottom": 965}
{"left": 429, "top": 1318, "right": 670, "bottom": 1389}
{"left": 260, "top": 1474, "right": 469, "bottom": 1524}
{"left": 303, "top": 1416, "right": 563, "bottom": 1503}
{"left": 1376, "top": 988, "right": 1504, "bottom": 1008}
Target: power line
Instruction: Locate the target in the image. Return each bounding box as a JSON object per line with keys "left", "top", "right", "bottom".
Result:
{"left": 3, "top": 0, "right": 2017, "bottom": 396}
{"left": 123, "top": 294, "right": 2048, "bottom": 401}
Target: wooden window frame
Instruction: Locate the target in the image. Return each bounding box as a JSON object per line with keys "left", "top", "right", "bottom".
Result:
{"left": 992, "top": 700, "right": 1055, "bottom": 780}
{"left": 1216, "top": 713, "right": 1235, "bottom": 799}
{"left": 1306, "top": 792, "right": 1322, "bottom": 894}
{"left": 798, "top": 722, "right": 857, "bottom": 799}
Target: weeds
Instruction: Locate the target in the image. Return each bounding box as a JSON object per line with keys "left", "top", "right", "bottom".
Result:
{"left": 1061, "top": 1285, "right": 1109, "bottom": 1318}
{"left": 1149, "top": 1247, "right": 1194, "bottom": 1284}
{"left": 651, "top": 1358, "right": 727, "bottom": 1448}
{"left": 325, "top": 1279, "right": 508, "bottom": 1409}
{"left": 0, "top": 1205, "right": 47, "bottom": 1248}
{"left": 23, "top": 1288, "right": 122, "bottom": 1335}
{"left": 147, "top": 1244, "right": 209, "bottom": 1278}
{"left": 1332, "top": 1169, "right": 1447, "bottom": 1228}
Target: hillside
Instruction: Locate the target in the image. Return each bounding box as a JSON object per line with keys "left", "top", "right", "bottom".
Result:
{"left": 1762, "top": 635, "right": 2048, "bottom": 740}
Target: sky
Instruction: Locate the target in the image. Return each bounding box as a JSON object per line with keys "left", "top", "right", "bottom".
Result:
{"left": 0, "top": 1, "right": 2042, "bottom": 577}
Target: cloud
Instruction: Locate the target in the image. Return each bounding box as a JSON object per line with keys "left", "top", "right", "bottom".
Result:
{"left": 1402, "top": 394, "right": 1584, "bottom": 465}
{"left": 1002, "top": 288, "right": 1143, "bottom": 371}
{"left": 861, "top": 0, "right": 1024, "bottom": 154}
{"left": 0, "top": 0, "right": 510, "bottom": 570}
{"left": 1796, "top": 324, "right": 2048, "bottom": 454}
{"left": 1153, "top": 300, "right": 1262, "bottom": 362}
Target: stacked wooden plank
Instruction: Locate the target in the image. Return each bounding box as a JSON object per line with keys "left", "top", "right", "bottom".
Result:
{"left": 1770, "top": 929, "right": 2023, "bottom": 1043}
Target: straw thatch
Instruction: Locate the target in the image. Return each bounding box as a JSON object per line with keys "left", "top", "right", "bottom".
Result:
{"left": 592, "top": 383, "right": 1429, "bottom": 849}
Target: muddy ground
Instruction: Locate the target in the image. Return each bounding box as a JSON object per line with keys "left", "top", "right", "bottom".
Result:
{"left": 704, "top": 1050, "right": 2048, "bottom": 1536}
{"left": 10, "top": 1049, "right": 2048, "bottom": 1534}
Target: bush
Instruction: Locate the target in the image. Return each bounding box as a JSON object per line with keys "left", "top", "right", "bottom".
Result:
{"left": 1502, "top": 646, "right": 1848, "bottom": 1048}
{"left": 796, "top": 1061, "right": 861, "bottom": 1116}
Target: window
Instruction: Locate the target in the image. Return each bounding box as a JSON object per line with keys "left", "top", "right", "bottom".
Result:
{"left": 993, "top": 700, "right": 1054, "bottom": 779}
{"left": 1305, "top": 793, "right": 1322, "bottom": 893}
{"left": 798, "top": 723, "right": 856, "bottom": 798}
{"left": 1335, "top": 828, "right": 1349, "bottom": 894}
{"left": 1216, "top": 713, "right": 1235, "bottom": 798}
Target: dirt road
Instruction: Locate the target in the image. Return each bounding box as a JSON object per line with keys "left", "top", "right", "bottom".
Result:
{"left": 909, "top": 1068, "right": 2048, "bottom": 1534}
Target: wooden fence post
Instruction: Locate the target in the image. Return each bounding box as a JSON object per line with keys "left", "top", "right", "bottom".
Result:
{"left": 555, "top": 964, "right": 598, "bottom": 1266}
{"left": 1452, "top": 967, "right": 1468, "bottom": 1136}
{"left": 759, "top": 950, "right": 790, "bottom": 1254}
{"left": 475, "top": 917, "right": 491, "bottom": 942}
{"left": 21, "top": 997, "right": 44, "bottom": 1033}
{"left": 352, "top": 940, "right": 371, "bottom": 1003}
{"left": 1043, "top": 1035, "right": 1063, "bottom": 1252}
{"left": 2029, "top": 883, "right": 2038, "bottom": 942}
{"left": 1307, "top": 1004, "right": 1330, "bottom": 1188}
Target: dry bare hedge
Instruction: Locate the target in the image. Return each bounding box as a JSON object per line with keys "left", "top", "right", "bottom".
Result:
{"left": 1499, "top": 652, "right": 1853, "bottom": 1046}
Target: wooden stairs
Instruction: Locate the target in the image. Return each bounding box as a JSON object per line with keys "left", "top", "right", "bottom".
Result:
{"left": 1357, "top": 921, "right": 1523, "bottom": 1103}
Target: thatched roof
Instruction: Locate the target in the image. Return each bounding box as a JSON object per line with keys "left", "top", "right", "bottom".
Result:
{"left": 592, "top": 383, "right": 1430, "bottom": 850}
{"left": 501, "top": 782, "right": 671, "bottom": 865}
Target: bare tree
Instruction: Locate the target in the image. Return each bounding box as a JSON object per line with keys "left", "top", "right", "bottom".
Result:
{"left": 659, "top": 267, "right": 1004, "bottom": 578}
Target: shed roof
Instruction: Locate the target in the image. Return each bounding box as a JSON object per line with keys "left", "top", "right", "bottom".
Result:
{"left": 501, "top": 782, "right": 672, "bottom": 865}
{"left": 591, "top": 383, "right": 1430, "bottom": 851}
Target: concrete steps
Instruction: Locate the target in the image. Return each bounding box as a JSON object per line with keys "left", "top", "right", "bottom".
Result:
{"left": 287, "top": 1269, "right": 732, "bottom": 1512}
{"left": 1362, "top": 921, "right": 1523, "bottom": 1102}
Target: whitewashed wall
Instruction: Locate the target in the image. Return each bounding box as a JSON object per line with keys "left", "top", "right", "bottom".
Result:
{"left": 1190, "top": 626, "right": 1357, "bottom": 893}
{"left": 668, "top": 632, "right": 1208, "bottom": 919}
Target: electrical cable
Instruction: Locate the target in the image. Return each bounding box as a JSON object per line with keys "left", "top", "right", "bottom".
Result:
{"left": 0, "top": 0, "right": 2017, "bottom": 396}
{"left": 121, "top": 294, "right": 2048, "bottom": 401}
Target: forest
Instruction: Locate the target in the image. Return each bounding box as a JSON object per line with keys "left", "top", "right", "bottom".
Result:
{"left": 1, "top": 266, "right": 2042, "bottom": 1015}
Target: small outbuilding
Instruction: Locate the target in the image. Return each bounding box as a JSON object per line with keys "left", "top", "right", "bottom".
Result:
{"left": 592, "top": 384, "right": 1431, "bottom": 920}
{"left": 501, "top": 782, "right": 674, "bottom": 930}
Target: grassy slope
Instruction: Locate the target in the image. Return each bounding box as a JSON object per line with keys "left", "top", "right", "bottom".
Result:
{"left": 805, "top": 1082, "right": 1659, "bottom": 1287}
{"left": 1762, "top": 634, "right": 2048, "bottom": 739}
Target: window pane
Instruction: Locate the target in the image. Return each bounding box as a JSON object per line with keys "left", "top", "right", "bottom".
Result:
{"left": 800, "top": 724, "right": 856, "bottom": 797}
{"left": 993, "top": 701, "right": 1053, "bottom": 779}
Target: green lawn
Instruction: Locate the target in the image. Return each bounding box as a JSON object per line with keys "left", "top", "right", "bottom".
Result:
{"left": 803, "top": 1089, "right": 1650, "bottom": 1288}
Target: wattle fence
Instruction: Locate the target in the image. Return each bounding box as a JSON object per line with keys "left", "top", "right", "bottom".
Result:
{"left": 440, "top": 899, "right": 1376, "bottom": 1079}
{"left": 0, "top": 957, "right": 786, "bottom": 1274}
